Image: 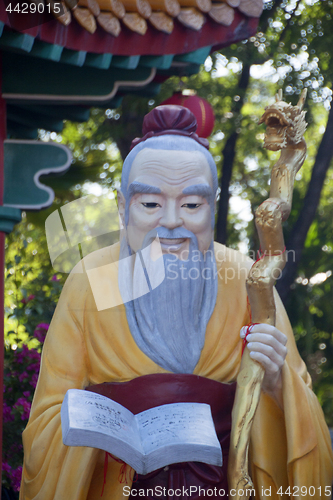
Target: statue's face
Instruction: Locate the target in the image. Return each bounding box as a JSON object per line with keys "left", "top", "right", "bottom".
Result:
{"left": 121, "top": 148, "right": 214, "bottom": 258}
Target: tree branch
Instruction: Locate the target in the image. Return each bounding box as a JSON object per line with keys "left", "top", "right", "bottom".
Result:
{"left": 215, "top": 63, "right": 251, "bottom": 244}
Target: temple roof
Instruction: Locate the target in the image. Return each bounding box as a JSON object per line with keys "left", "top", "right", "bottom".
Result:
{"left": 0, "top": 0, "right": 262, "bottom": 138}
{"left": 41, "top": 0, "right": 263, "bottom": 37}
{"left": 0, "top": 0, "right": 262, "bottom": 56}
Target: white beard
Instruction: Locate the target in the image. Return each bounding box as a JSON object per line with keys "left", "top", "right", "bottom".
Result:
{"left": 118, "top": 228, "right": 217, "bottom": 373}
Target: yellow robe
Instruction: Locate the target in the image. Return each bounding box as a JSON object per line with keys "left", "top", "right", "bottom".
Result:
{"left": 20, "top": 242, "right": 333, "bottom": 500}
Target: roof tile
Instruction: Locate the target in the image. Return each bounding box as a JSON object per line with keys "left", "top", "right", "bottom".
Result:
{"left": 97, "top": 11, "right": 122, "bottom": 35}
{"left": 149, "top": 12, "right": 174, "bottom": 33}
{"left": 177, "top": 7, "right": 205, "bottom": 30}
{"left": 122, "top": 12, "right": 148, "bottom": 34}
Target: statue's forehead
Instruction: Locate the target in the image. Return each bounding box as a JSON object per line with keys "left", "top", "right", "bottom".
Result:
{"left": 129, "top": 148, "right": 211, "bottom": 184}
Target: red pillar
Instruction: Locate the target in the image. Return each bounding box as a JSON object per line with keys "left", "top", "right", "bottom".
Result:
{"left": 0, "top": 53, "right": 7, "bottom": 499}
{"left": 0, "top": 231, "right": 3, "bottom": 500}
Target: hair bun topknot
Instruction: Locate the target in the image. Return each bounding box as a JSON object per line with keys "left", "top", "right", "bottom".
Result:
{"left": 142, "top": 105, "right": 197, "bottom": 135}
{"left": 130, "top": 105, "right": 209, "bottom": 150}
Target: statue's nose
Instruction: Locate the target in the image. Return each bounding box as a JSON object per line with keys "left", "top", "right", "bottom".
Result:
{"left": 159, "top": 201, "right": 183, "bottom": 229}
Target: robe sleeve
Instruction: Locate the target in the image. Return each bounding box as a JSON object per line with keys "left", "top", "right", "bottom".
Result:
{"left": 19, "top": 271, "right": 102, "bottom": 500}
{"left": 250, "top": 289, "right": 333, "bottom": 497}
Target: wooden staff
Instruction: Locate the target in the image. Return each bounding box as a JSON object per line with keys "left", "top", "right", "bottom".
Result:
{"left": 227, "top": 88, "right": 308, "bottom": 499}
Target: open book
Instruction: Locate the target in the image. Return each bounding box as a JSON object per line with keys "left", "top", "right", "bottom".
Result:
{"left": 61, "top": 389, "right": 222, "bottom": 475}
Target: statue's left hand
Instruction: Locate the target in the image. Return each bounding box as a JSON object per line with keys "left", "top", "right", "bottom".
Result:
{"left": 240, "top": 324, "right": 287, "bottom": 408}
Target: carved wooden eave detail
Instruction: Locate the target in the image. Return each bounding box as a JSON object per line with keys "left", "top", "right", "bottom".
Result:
{"left": 48, "top": 0, "right": 262, "bottom": 35}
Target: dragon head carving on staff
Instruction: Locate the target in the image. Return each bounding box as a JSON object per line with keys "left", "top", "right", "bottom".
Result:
{"left": 258, "top": 88, "right": 307, "bottom": 151}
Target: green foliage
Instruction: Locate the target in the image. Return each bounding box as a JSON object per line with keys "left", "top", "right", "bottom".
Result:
{"left": 4, "top": 215, "right": 63, "bottom": 491}
{"left": 5, "top": 215, "right": 64, "bottom": 343}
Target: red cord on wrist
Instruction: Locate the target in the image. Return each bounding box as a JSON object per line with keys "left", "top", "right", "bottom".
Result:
{"left": 242, "top": 322, "right": 260, "bottom": 355}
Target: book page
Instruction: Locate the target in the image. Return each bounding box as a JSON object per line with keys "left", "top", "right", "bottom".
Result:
{"left": 64, "top": 390, "right": 143, "bottom": 453}
{"left": 135, "top": 402, "right": 220, "bottom": 455}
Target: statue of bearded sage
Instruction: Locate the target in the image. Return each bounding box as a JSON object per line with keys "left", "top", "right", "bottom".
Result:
{"left": 19, "top": 105, "right": 333, "bottom": 500}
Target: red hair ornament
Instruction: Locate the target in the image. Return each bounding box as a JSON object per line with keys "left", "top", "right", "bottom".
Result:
{"left": 130, "top": 105, "right": 210, "bottom": 151}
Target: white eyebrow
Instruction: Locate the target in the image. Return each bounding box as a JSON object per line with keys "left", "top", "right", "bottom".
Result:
{"left": 127, "top": 181, "right": 161, "bottom": 199}
{"left": 182, "top": 184, "right": 213, "bottom": 199}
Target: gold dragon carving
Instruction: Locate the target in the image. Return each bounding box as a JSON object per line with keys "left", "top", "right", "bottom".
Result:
{"left": 227, "top": 88, "right": 308, "bottom": 499}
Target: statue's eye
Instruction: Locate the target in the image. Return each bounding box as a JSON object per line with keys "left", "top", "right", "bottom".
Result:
{"left": 142, "top": 202, "right": 160, "bottom": 208}
{"left": 182, "top": 203, "right": 201, "bottom": 209}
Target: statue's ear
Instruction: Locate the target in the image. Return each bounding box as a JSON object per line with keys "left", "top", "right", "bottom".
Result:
{"left": 117, "top": 190, "right": 126, "bottom": 229}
